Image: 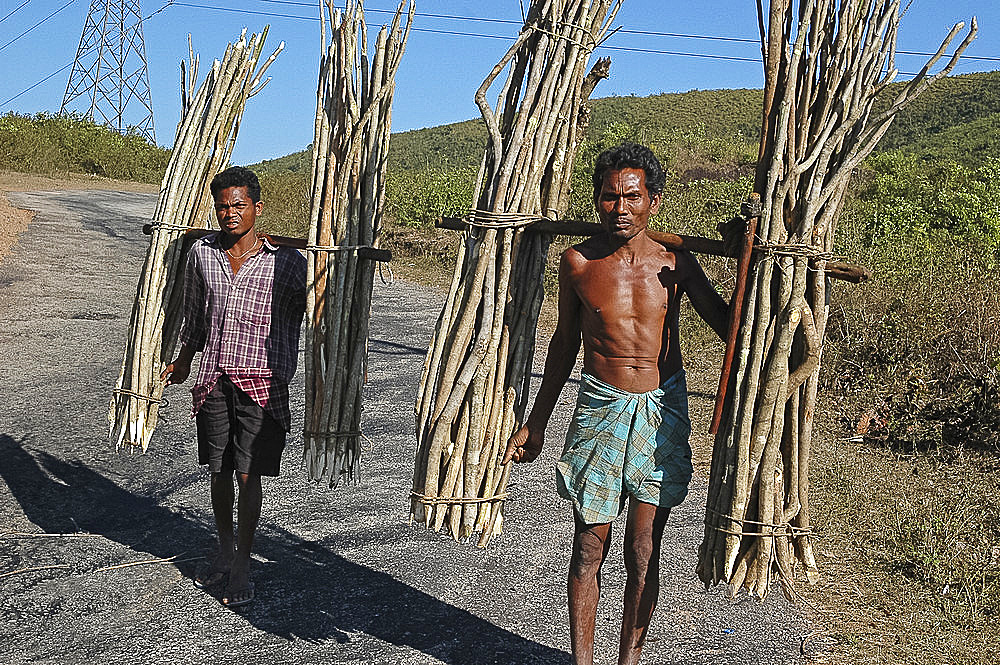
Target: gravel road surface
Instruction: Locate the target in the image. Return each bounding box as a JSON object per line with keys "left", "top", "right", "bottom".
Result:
{"left": 0, "top": 189, "right": 818, "bottom": 664}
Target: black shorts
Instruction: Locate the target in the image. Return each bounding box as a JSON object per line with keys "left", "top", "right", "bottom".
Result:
{"left": 195, "top": 376, "right": 287, "bottom": 476}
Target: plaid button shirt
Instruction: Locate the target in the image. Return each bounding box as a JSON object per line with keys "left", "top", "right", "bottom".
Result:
{"left": 179, "top": 233, "right": 307, "bottom": 430}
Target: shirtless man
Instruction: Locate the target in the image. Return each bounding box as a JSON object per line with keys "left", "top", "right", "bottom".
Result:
{"left": 504, "top": 143, "right": 729, "bottom": 665}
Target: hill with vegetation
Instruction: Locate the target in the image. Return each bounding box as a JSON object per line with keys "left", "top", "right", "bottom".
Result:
{"left": 254, "top": 70, "right": 1000, "bottom": 180}
{"left": 876, "top": 70, "right": 1000, "bottom": 163}
{"left": 0, "top": 112, "right": 169, "bottom": 183}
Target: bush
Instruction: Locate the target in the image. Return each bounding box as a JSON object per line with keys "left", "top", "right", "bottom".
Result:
{"left": 823, "top": 152, "right": 1000, "bottom": 452}
{"left": 256, "top": 170, "right": 310, "bottom": 238}
{"left": 0, "top": 112, "right": 169, "bottom": 183}
{"left": 385, "top": 165, "right": 478, "bottom": 228}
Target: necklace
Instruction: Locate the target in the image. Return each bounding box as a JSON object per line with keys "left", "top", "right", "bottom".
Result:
{"left": 226, "top": 237, "right": 261, "bottom": 260}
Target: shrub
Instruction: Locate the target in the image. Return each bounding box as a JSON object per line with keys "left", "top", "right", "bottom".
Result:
{"left": 823, "top": 153, "right": 1000, "bottom": 452}
{"left": 0, "top": 112, "right": 169, "bottom": 183}
{"left": 385, "top": 165, "right": 478, "bottom": 227}
{"left": 256, "top": 170, "right": 310, "bottom": 238}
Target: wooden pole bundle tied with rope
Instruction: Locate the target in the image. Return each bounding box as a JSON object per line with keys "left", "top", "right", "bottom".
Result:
{"left": 697, "top": 0, "right": 976, "bottom": 599}
{"left": 303, "top": 0, "right": 413, "bottom": 487}
{"left": 411, "top": 0, "right": 623, "bottom": 547}
{"left": 109, "top": 30, "right": 281, "bottom": 452}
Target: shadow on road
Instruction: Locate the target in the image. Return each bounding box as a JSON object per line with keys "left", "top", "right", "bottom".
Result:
{"left": 0, "top": 434, "right": 569, "bottom": 664}
{"left": 369, "top": 338, "right": 428, "bottom": 357}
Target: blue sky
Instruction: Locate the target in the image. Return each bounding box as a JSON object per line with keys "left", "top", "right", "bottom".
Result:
{"left": 2, "top": 1, "right": 998, "bottom": 164}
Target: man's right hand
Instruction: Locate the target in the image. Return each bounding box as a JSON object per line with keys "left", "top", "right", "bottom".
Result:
{"left": 503, "top": 424, "right": 543, "bottom": 464}
{"left": 161, "top": 358, "right": 191, "bottom": 386}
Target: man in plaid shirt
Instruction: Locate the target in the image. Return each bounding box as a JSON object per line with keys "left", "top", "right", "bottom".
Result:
{"left": 504, "top": 144, "right": 730, "bottom": 665}
{"left": 162, "top": 166, "right": 306, "bottom": 609}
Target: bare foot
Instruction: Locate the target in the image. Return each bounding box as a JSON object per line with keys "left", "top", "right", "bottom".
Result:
{"left": 222, "top": 560, "right": 254, "bottom": 608}
{"left": 194, "top": 550, "right": 233, "bottom": 589}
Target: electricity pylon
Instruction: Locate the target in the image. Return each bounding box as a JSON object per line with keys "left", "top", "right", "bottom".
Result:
{"left": 60, "top": 0, "right": 156, "bottom": 143}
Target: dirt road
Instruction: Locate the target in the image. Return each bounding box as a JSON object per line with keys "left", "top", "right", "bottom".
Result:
{"left": 0, "top": 189, "right": 815, "bottom": 664}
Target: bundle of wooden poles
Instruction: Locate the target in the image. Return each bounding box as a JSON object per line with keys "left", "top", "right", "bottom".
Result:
{"left": 303, "top": 0, "right": 413, "bottom": 487}
{"left": 411, "top": 0, "right": 622, "bottom": 546}
{"left": 109, "top": 30, "right": 281, "bottom": 452}
{"left": 698, "top": 0, "right": 976, "bottom": 598}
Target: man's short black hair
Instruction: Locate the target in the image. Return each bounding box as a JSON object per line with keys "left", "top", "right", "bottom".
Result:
{"left": 210, "top": 166, "right": 262, "bottom": 203}
{"left": 592, "top": 142, "right": 665, "bottom": 200}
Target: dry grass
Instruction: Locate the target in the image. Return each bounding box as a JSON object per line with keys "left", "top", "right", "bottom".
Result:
{"left": 797, "top": 410, "right": 1000, "bottom": 664}
{"left": 0, "top": 191, "right": 31, "bottom": 264}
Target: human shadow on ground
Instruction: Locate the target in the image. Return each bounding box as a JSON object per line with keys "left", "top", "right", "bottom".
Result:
{"left": 0, "top": 435, "right": 570, "bottom": 665}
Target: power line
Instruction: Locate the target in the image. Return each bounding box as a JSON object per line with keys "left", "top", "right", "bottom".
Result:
{"left": 248, "top": 0, "right": 999, "bottom": 63}
{"left": 896, "top": 49, "right": 1000, "bottom": 64}
{"left": 1, "top": 61, "right": 73, "bottom": 106}
{"left": 0, "top": 0, "right": 32, "bottom": 26}
{"left": 169, "top": 1, "right": 314, "bottom": 22}
{"left": 169, "top": 2, "right": 999, "bottom": 71}
{"left": 600, "top": 43, "right": 759, "bottom": 64}
{"left": 5, "top": 0, "right": 997, "bottom": 112}
{"left": 168, "top": 3, "right": 764, "bottom": 64}
{"left": 0, "top": 0, "right": 77, "bottom": 53}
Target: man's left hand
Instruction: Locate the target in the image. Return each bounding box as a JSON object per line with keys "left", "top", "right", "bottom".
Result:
{"left": 717, "top": 215, "right": 746, "bottom": 257}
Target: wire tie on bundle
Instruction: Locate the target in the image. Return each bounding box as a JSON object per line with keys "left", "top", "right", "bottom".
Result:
{"left": 147, "top": 222, "right": 200, "bottom": 233}
{"left": 304, "top": 244, "right": 377, "bottom": 253}
{"left": 463, "top": 209, "right": 549, "bottom": 229}
{"left": 754, "top": 237, "right": 838, "bottom": 261}
{"left": 303, "top": 430, "right": 363, "bottom": 439}
{"left": 524, "top": 20, "right": 598, "bottom": 52}
{"left": 705, "top": 507, "right": 812, "bottom": 538}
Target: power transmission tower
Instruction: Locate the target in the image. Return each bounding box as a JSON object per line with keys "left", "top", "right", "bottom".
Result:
{"left": 60, "top": 0, "right": 156, "bottom": 143}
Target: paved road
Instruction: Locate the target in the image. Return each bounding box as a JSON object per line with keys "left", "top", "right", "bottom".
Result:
{"left": 0, "top": 190, "right": 814, "bottom": 664}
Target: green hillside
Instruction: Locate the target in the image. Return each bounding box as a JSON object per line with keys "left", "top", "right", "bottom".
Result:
{"left": 388, "top": 120, "right": 485, "bottom": 171}
{"left": 877, "top": 70, "right": 1000, "bottom": 162}
{"left": 384, "top": 88, "right": 765, "bottom": 173}
{"left": 251, "top": 70, "right": 999, "bottom": 179}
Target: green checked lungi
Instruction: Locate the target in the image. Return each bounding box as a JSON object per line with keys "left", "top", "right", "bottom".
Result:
{"left": 556, "top": 370, "right": 692, "bottom": 525}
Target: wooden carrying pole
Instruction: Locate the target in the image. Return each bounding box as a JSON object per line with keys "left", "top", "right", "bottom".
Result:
{"left": 435, "top": 215, "right": 871, "bottom": 284}
{"left": 697, "top": 0, "right": 976, "bottom": 599}
{"left": 139, "top": 224, "right": 392, "bottom": 262}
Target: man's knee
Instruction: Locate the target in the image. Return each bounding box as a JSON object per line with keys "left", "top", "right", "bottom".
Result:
{"left": 571, "top": 525, "right": 610, "bottom": 576}
{"left": 624, "top": 536, "right": 657, "bottom": 582}
{"left": 210, "top": 470, "right": 235, "bottom": 491}
{"left": 235, "top": 472, "right": 261, "bottom": 489}
{"left": 624, "top": 503, "right": 668, "bottom": 577}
